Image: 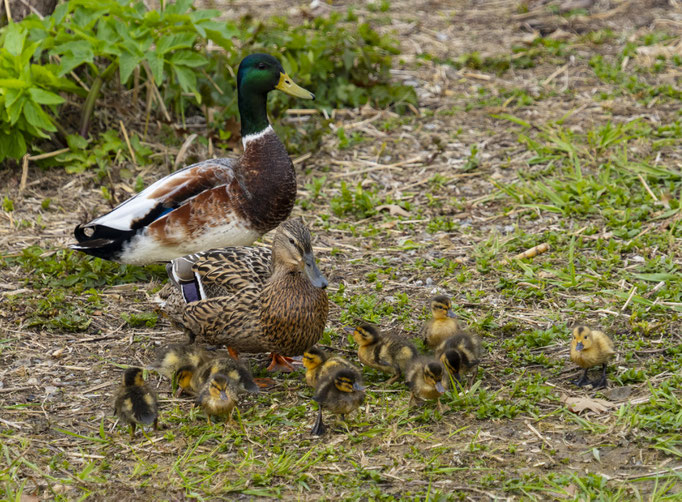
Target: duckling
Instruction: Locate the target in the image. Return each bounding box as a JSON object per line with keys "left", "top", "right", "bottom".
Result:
{"left": 302, "top": 346, "right": 356, "bottom": 388}
{"left": 196, "top": 373, "right": 239, "bottom": 425}
{"left": 311, "top": 367, "right": 366, "bottom": 436}
{"left": 421, "top": 295, "right": 462, "bottom": 349}
{"left": 405, "top": 357, "right": 445, "bottom": 410}
{"left": 113, "top": 367, "right": 159, "bottom": 438}
{"left": 570, "top": 326, "right": 615, "bottom": 389}
{"left": 436, "top": 331, "right": 482, "bottom": 388}
{"left": 347, "top": 323, "right": 417, "bottom": 384}
{"left": 190, "top": 357, "right": 260, "bottom": 395}
{"left": 151, "top": 344, "right": 211, "bottom": 395}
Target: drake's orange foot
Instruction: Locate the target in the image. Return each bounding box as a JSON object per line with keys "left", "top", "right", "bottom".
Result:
{"left": 227, "top": 347, "right": 240, "bottom": 360}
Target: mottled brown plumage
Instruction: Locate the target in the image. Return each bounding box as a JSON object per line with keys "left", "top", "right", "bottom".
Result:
{"left": 161, "top": 219, "right": 329, "bottom": 364}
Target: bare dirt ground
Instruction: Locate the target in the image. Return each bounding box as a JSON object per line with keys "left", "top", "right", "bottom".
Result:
{"left": 1, "top": 0, "right": 681, "bottom": 500}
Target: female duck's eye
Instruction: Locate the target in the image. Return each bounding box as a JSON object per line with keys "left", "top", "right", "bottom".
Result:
{"left": 289, "top": 238, "right": 295, "bottom": 245}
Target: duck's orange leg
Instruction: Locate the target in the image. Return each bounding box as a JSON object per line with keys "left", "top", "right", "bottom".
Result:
{"left": 227, "top": 347, "right": 239, "bottom": 360}
{"left": 266, "top": 353, "right": 301, "bottom": 373}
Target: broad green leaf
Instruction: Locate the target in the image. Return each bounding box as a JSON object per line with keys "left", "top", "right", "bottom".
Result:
{"left": 119, "top": 51, "right": 142, "bottom": 85}
{"left": 7, "top": 95, "right": 26, "bottom": 125}
{"left": 28, "top": 88, "right": 65, "bottom": 105}
{"left": 170, "top": 51, "right": 207, "bottom": 68}
{"left": 22, "top": 100, "right": 55, "bottom": 133}
{"left": 146, "top": 53, "right": 164, "bottom": 84}
{"left": 66, "top": 134, "right": 89, "bottom": 150}
{"left": 0, "top": 130, "right": 27, "bottom": 160}
{"left": 0, "top": 78, "right": 28, "bottom": 90}
{"left": 155, "top": 33, "right": 195, "bottom": 55}
{"left": 174, "top": 65, "right": 198, "bottom": 98}
{"left": 3, "top": 24, "right": 25, "bottom": 57}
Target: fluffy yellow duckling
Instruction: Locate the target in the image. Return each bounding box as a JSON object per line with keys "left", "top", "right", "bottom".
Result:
{"left": 347, "top": 323, "right": 417, "bottom": 384}
{"left": 570, "top": 326, "right": 615, "bottom": 388}
{"left": 151, "top": 344, "right": 211, "bottom": 396}
{"left": 196, "top": 373, "right": 239, "bottom": 425}
{"left": 421, "top": 295, "right": 462, "bottom": 349}
{"left": 405, "top": 357, "right": 445, "bottom": 410}
{"left": 311, "top": 367, "right": 366, "bottom": 436}
{"left": 436, "top": 331, "right": 482, "bottom": 388}
{"left": 188, "top": 357, "right": 260, "bottom": 396}
{"left": 302, "top": 346, "right": 356, "bottom": 388}
{"left": 113, "top": 368, "right": 159, "bottom": 438}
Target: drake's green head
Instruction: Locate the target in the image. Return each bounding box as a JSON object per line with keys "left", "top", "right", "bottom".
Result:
{"left": 237, "top": 53, "right": 314, "bottom": 136}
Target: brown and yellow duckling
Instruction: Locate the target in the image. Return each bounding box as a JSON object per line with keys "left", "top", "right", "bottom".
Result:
{"left": 196, "top": 373, "right": 239, "bottom": 425}
{"left": 161, "top": 218, "right": 329, "bottom": 373}
{"left": 311, "top": 367, "right": 366, "bottom": 436}
{"left": 421, "top": 295, "right": 462, "bottom": 349}
{"left": 405, "top": 357, "right": 445, "bottom": 410}
{"left": 151, "top": 344, "right": 211, "bottom": 396}
{"left": 302, "top": 346, "right": 356, "bottom": 388}
{"left": 114, "top": 367, "right": 159, "bottom": 438}
{"left": 186, "top": 357, "right": 260, "bottom": 396}
{"left": 347, "top": 323, "right": 417, "bottom": 384}
{"left": 570, "top": 326, "right": 615, "bottom": 389}
{"left": 436, "top": 331, "right": 482, "bottom": 388}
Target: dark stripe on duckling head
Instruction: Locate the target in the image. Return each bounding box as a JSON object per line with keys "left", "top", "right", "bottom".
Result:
{"left": 124, "top": 367, "right": 144, "bottom": 387}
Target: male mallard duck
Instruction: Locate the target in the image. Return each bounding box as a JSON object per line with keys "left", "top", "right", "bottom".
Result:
{"left": 436, "top": 331, "right": 482, "bottom": 388}
{"left": 421, "top": 295, "right": 462, "bottom": 349}
{"left": 196, "top": 373, "right": 239, "bottom": 425}
{"left": 162, "top": 218, "right": 328, "bottom": 372}
{"left": 570, "top": 326, "right": 615, "bottom": 388}
{"left": 188, "top": 357, "right": 260, "bottom": 395}
{"left": 302, "top": 346, "right": 356, "bottom": 388}
{"left": 405, "top": 357, "right": 445, "bottom": 410}
{"left": 113, "top": 367, "right": 159, "bottom": 438}
{"left": 71, "top": 54, "right": 314, "bottom": 264}
{"left": 311, "top": 367, "right": 366, "bottom": 436}
{"left": 347, "top": 323, "right": 417, "bottom": 384}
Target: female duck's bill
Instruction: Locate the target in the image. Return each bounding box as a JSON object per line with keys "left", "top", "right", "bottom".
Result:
{"left": 70, "top": 53, "right": 314, "bottom": 265}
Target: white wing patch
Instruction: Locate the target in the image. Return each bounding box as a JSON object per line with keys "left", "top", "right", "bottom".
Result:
{"left": 119, "top": 217, "right": 261, "bottom": 264}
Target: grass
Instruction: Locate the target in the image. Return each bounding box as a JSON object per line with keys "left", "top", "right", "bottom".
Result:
{"left": 1, "top": 1, "right": 681, "bottom": 500}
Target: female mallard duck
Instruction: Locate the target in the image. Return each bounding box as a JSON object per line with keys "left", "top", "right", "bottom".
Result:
{"left": 570, "top": 326, "right": 615, "bottom": 388}
{"left": 161, "top": 218, "right": 328, "bottom": 372}
{"left": 302, "top": 346, "right": 357, "bottom": 388}
{"left": 113, "top": 367, "right": 159, "bottom": 438}
{"left": 311, "top": 367, "right": 366, "bottom": 436}
{"left": 196, "top": 373, "right": 239, "bottom": 425}
{"left": 346, "top": 323, "right": 417, "bottom": 384}
{"left": 71, "top": 53, "right": 314, "bottom": 264}
{"left": 436, "top": 331, "right": 482, "bottom": 388}
{"left": 421, "top": 295, "right": 462, "bottom": 349}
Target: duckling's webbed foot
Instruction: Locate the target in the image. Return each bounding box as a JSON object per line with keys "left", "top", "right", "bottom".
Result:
{"left": 574, "top": 368, "right": 591, "bottom": 387}
{"left": 311, "top": 409, "right": 326, "bottom": 436}
{"left": 266, "top": 353, "right": 301, "bottom": 373}
{"left": 591, "top": 364, "right": 609, "bottom": 389}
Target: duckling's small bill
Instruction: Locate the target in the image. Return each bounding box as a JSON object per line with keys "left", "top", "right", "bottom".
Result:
{"left": 276, "top": 73, "right": 315, "bottom": 100}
